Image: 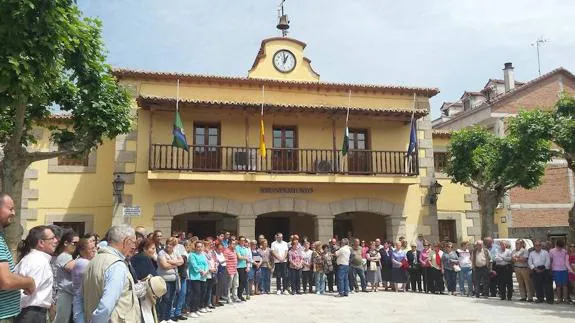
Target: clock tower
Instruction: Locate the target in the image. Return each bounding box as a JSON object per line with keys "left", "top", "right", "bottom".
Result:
{"left": 247, "top": 1, "right": 319, "bottom": 82}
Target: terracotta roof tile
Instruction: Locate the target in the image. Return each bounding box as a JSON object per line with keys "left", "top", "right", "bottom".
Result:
{"left": 432, "top": 130, "right": 452, "bottom": 138}
{"left": 137, "top": 95, "right": 428, "bottom": 119}
{"left": 113, "top": 68, "right": 439, "bottom": 98}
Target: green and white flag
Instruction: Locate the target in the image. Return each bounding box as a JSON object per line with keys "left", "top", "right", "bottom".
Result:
{"left": 341, "top": 90, "right": 351, "bottom": 156}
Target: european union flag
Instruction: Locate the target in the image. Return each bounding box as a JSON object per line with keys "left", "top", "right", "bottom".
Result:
{"left": 407, "top": 115, "right": 417, "bottom": 157}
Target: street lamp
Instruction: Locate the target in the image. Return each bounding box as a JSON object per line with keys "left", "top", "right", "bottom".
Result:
{"left": 112, "top": 175, "right": 125, "bottom": 204}
{"left": 429, "top": 180, "right": 443, "bottom": 205}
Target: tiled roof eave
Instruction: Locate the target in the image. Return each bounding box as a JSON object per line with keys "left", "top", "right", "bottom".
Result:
{"left": 137, "top": 96, "right": 428, "bottom": 118}
{"left": 113, "top": 69, "right": 439, "bottom": 98}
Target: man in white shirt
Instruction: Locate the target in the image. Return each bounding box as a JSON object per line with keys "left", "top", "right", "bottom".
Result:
{"left": 415, "top": 234, "right": 425, "bottom": 252}
{"left": 270, "top": 233, "right": 289, "bottom": 295}
{"left": 528, "top": 240, "right": 552, "bottom": 303}
{"left": 15, "top": 225, "right": 59, "bottom": 323}
{"left": 334, "top": 238, "right": 351, "bottom": 297}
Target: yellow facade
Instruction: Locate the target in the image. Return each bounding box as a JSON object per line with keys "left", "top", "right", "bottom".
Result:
{"left": 22, "top": 36, "right": 475, "bottom": 244}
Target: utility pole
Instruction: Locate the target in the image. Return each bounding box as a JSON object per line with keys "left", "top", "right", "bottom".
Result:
{"left": 531, "top": 37, "right": 548, "bottom": 76}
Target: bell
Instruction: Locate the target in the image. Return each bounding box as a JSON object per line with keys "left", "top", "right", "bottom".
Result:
{"left": 277, "top": 14, "right": 290, "bottom": 31}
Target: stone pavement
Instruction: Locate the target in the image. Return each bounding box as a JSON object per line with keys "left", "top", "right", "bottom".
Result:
{"left": 194, "top": 291, "right": 575, "bottom": 323}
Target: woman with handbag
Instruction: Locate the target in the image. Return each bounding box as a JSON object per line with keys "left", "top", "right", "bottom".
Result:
{"left": 442, "top": 242, "right": 459, "bottom": 295}
{"left": 391, "top": 241, "right": 408, "bottom": 292}
{"left": 366, "top": 241, "right": 382, "bottom": 292}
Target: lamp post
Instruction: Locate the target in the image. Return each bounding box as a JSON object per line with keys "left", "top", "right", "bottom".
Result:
{"left": 429, "top": 180, "right": 443, "bottom": 205}
{"left": 113, "top": 175, "right": 125, "bottom": 204}
{"left": 112, "top": 175, "right": 126, "bottom": 225}
{"left": 428, "top": 180, "right": 443, "bottom": 242}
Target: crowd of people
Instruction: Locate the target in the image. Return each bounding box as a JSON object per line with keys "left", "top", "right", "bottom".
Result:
{"left": 1, "top": 192, "right": 575, "bottom": 323}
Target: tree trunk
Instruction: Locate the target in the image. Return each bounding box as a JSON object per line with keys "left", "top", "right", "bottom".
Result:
{"left": 477, "top": 189, "right": 501, "bottom": 239}
{"left": 0, "top": 145, "right": 29, "bottom": 258}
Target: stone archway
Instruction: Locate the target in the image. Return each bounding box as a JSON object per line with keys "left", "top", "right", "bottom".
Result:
{"left": 329, "top": 198, "right": 406, "bottom": 241}
{"left": 154, "top": 197, "right": 255, "bottom": 237}
{"left": 153, "top": 197, "right": 406, "bottom": 242}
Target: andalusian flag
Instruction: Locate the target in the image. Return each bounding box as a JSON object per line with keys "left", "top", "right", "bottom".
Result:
{"left": 172, "top": 111, "right": 189, "bottom": 151}
{"left": 341, "top": 124, "right": 349, "bottom": 156}
{"left": 341, "top": 90, "right": 351, "bottom": 156}
{"left": 172, "top": 79, "right": 189, "bottom": 151}
{"left": 259, "top": 85, "right": 267, "bottom": 158}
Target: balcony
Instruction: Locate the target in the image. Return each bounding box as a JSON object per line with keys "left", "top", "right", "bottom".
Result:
{"left": 149, "top": 144, "right": 418, "bottom": 182}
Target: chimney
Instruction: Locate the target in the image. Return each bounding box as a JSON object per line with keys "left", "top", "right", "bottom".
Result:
{"left": 503, "top": 62, "right": 515, "bottom": 92}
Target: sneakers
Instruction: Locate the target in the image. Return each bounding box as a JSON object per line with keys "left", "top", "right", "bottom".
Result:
{"left": 189, "top": 312, "right": 200, "bottom": 318}
{"left": 199, "top": 308, "right": 208, "bottom": 313}
{"left": 277, "top": 290, "right": 282, "bottom": 295}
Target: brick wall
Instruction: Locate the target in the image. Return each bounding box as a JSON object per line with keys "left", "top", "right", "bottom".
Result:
{"left": 511, "top": 208, "right": 568, "bottom": 228}
{"left": 492, "top": 74, "right": 561, "bottom": 114}
{"left": 510, "top": 166, "right": 571, "bottom": 204}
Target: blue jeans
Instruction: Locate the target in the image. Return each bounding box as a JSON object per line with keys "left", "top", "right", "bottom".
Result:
{"left": 172, "top": 277, "right": 187, "bottom": 317}
{"left": 459, "top": 267, "right": 473, "bottom": 295}
{"left": 351, "top": 266, "right": 367, "bottom": 291}
{"left": 337, "top": 265, "right": 350, "bottom": 296}
{"left": 314, "top": 272, "right": 326, "bottom": 294}
{"left": 259, "top": 267, "right": 271, "bottom": 293}
{"left": 444, "top": 269, "right": 457, "bottom": 292}
{"left": 158, "top": 280, "right": 176, "bottom": 321}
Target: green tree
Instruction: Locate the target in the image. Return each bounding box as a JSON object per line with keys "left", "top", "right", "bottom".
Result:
{"left": 551, "top": 96, "right": 575, "bottom": 240}
{"left": 0, "top": 0, "right": 132, "bottom": 252}
{"left": 445, "top": 111, "right": 554, "bottom": 238}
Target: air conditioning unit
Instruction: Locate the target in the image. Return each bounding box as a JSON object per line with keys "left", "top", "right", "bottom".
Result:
{"left": 314, "top": 159, "right": 332, "bottom": 173}
{"left": 232, "top": 150, "right": 256, "bottom": 171}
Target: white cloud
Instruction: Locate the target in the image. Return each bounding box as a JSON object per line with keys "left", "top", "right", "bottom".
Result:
{"left": 78, "top": 0, "right": 575, "bottom": 117}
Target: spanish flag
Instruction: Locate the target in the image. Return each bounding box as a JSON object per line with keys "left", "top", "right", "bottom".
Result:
{"left": 259, "top": 85, "right": 267, "bottom": 158}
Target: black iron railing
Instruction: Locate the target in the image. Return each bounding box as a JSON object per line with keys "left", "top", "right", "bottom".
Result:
{"left": 149, "top": 144, "right": 418, "bottom": 176}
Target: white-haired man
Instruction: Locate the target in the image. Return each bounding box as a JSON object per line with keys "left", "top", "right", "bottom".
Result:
{"left": 82, "top": 225, "right": 140, "bottom": 323}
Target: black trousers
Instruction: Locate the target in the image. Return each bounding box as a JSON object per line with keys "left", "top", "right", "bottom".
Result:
{"left": 408, "top": 267, "right": 422, "bottom": 291}
{"left": 428, "top": 267, "right": 444, "bottom": 293}
{"left": 302, "top": 270, "right": 313, "bottom": 292}
{"left": 237, "top": 268, "right": 247, "bottom": 299}
{"left": 326, "top": 271, "right": 335, "bottom": 292}
{"left": 15, "top": 306, "right": 47, "bottom": 323}
{"left": 275, "top": 262, "right": 288, "bottom": 292}
{"left": 190, "top": 280, "right": 206, "bottom": 312}
{"left": 473, "top": 266, "right": 490, "bottom": 297}
{"left": 489, "top": 262, "right": 498, "bottom": 296}
{"left": 289, "top": 268, "right": 301, "bottom": 293}
{"left": 422, "top": 266, "right": 431, "bottom": 292}
{"left": 533, "top": 269, "right": 554, "bottom": 303}
{"left": 494, "top": 264, "right": 513, "bottom": 300}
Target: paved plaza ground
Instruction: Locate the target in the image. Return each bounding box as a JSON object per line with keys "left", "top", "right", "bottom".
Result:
{"left": 194, "top": 291, "right": 574, "bottom": 323}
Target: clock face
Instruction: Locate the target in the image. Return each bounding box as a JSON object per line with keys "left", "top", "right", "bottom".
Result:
{"left": 273, "top": 50, "right": 296, "bottom": 73}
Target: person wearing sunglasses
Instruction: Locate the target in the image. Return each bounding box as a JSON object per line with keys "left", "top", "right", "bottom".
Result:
{"left": 53, "top": 228, "right": 80, "bottom": 323}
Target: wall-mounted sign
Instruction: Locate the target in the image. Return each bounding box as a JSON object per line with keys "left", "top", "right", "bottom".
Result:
{"left": 259, "top": 187, "right": 313, "bottom": 194}
{"left": 123, "top": 206, "right": 141, "bottom": 217}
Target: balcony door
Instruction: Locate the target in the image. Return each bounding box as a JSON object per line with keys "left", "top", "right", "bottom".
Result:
{"left": 348, "top": 129, "right": 371, "bottom": 173}
{"left": 193, "top": 123, "right": 221, "bottom": 170}
{"left": 272, "top": 126, "right": 298, "bottom": 172}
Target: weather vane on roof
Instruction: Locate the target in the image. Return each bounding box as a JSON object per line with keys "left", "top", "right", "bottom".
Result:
{"left": 277, "top": 0, "right": 290, "bottom": 37}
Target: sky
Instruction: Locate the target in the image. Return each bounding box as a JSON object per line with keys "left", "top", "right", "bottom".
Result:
{"left": 77, "top": 0, "right": 575, "bottom": 118}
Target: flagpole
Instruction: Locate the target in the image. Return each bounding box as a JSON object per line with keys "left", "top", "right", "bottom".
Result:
{"left": 346, "top": 89, "right": 351, "bottom": 125}
{"left": 261, "top": 84, "right": 265, "bottom": 117}
{"left": 176, "top": 79, "right": 180, "bottom": 112}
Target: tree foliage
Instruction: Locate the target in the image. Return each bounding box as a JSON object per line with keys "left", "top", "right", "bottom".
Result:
{"left": 0, "top": 0, "right": 133, "bottom": 250}
{"left": 446, "top": 111, "right": 553, "bottom": 237}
